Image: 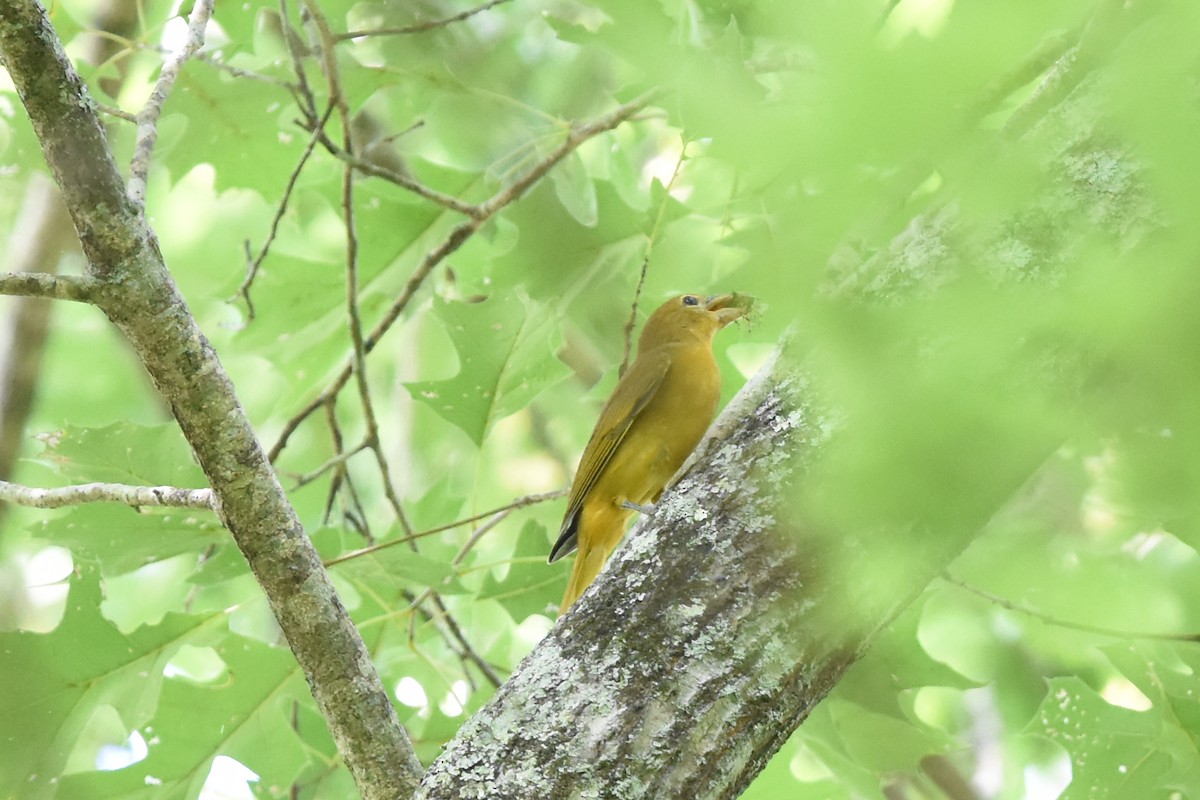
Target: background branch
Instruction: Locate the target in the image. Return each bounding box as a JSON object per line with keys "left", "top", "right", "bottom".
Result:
{"left": 0, "top": 480, "right": 215, "bottom": 510}
{"left": 337, "top": 0, "right": 513, "bottom": 40}
{"left": 0, "top": 271, "right": 100, "bottom": 302}
{"left": 126, "top": 0, "right": 214, "bottom": 206}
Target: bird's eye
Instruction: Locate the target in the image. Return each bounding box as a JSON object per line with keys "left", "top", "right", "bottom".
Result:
{"left": 682, "top": 295, "right": 699, "bottom": 306}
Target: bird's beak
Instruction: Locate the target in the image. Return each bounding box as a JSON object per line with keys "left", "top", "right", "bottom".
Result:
{"left": 705, "top": 293, "right": 755, "bottom": 326}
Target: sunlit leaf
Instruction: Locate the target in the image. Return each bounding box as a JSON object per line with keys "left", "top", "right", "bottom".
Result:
{"left": 406, "top": 295, "right": 569, "bottom": 446}
{"left": 477, "top": 520, "right": 562, "bottom": 623}
{"left": 30, "top": 505, "right": 224, "bottom": 577}
{"left": 30, "top": 422, "right": 206, "bottom": 488}
{"left": 0, "top": 571, "right": 214, "bottom": 799}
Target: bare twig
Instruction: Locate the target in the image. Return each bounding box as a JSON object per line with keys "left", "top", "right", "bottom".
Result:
{"left": 431, "top": 593, "right": 505, "bottom": 688}
{"left": 269, "top": 92, "right": 657, "bottom": 461}
{"left": 620, "top": 137, "right": 688, "bottom": 376}
{"left": 144, "top": 40, "right": 293, "bottom": 87}
{"left": 319, "top": 397, "right": 350, "bottom": 525}
{"left": 280, "top": 0, "right": 320, "bottom": 123}
{"left": 337, "top": 0, "right": 513, "bottom": 40}
{"left": 309, "top": 135, "right": 482, "bottom": 216}
{"left": 185, "top": 46, "right": 294, "bottom": 88}
{"left": 0, "top": 272, "right": 101, "bottom": 303}
{"left": 943, "top": 573, "right": 1200, "bottom": 643}
{"left": 0, "top": 479, "right": 216, "bottom": 510}
{"left": 324, "top": 489, "right": 565, "bottom": 568}
{"left": 290, "top": 438, "right": 373, "bottom": 489}
{"left": 1004, "top": 0, "right": 1144, "bottom": 139}
{"left": 376, "top": 586, "right": 505, "bottom": 692}
{"left": 236, "top": 103, "right": 335, "bottom": 319}
{"left": 303, "top": 0, "right": 418, "bottom": 539}
{"left": 475, "top": 91, "right": 662, "bottom": 220}
{"left": 127, "top": 0, "right": 215, "bottom": 206}
{"left": 95, "top": 102, "right": 137, "bottom": 123}
{"left": 450, "top": 510, "right": 508, "bottom": 565}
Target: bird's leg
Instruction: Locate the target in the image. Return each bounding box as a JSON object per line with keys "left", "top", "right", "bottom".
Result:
{"left": 620, "top": 500, "right": 656, "bottom": 516}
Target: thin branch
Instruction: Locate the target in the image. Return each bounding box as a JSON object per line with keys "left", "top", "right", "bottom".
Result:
{"left": 95, "top": 102, "right": 137, "bottom": 123}
{"left": 620, "top": 136, "right": 688, "bottom": 376}
{"left": 943, "top": 573, "right": 1200, "bottom": 643}
{"left": 336, "top": 0, "right": 513, "bottom": 40}
{"left": 268, "top": 92, "right": 657, "bottom": 461}
{"left": 304, "top": 0, "right": 418, "bottom": 539}
{"left": 290, "top": 438, "right": 373, "bottom": 489}
{"left": 474, "top": 90, "right": 661, "bottom": 220}
{"left": 235, "top": 103, "right": 336, "bottom": 319}
{"left": 324, "top": 489, "right": 565, "bottom": 568}
{"left": 1003, "top": 0, "right": 1142, "bottom": 138}
{"left": 450, "top": 509, "right": 508, "bottom": 565}
{"left": 310, "top": 135, "right": 482, "bottom": 216}
{"left": 431, "top": 593, "right": 505, "bottom": 688}
{"left": 178, "top": 45, "right": 295, "bottom": 89}
{"left": 127, "top": 0, "right": 215, "bottom": 206}
{"left": 0, "top": 272, "right": 102, "bottom": 303}
{"left": 280, "top": 0, "right": 320, "bottom": 125}
{"left": 0, "top": 479, "right": 216, "bottom": 510}
{"left": 318, "top": 398, "right": 357, "bottom": 530}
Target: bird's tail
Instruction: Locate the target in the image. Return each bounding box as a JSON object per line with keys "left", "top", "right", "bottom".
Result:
{"left": 559, "top": 503, "right": 630, "bottom": 612}
{"left": 561, "top": 546, "right": 607, "bottom": 611}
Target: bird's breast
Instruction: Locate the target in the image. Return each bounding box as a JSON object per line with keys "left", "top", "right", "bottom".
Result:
{"left": 593, "top": 344, "right": 721, "bottom": 505}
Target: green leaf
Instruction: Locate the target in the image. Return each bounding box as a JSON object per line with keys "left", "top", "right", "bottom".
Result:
{"left": 56, "top": 628, "right": 309, "bottom": 799}
{"left": 31, "top": 422, "right": 206, "bottom": 488}
{"left": 405, "top": 296, "right": 569, "bottom": 446}
{"left": 1103, "top": 643, "right": 1200, "bottom": 767}
{"left": 489, "top": 179, "right": 651, "bottom": 301}
{"left": 836, "top": 591, "right": 978, "bottom": 719}
{"left": 477, "top": 520, "right": 562, "bottom": 622}
{"left": 336, "top": 544, "right": 468, "bottom": 595}
{"left": 165, "top": 66, "right": 304, "bottom": 194}
{"left": 548, "top": 149, "right": 598, "bottom": 227}
{"left": 828, "top": 698, "right": 950, "bottom": 775}
{"left": 30, "top": 504, "right": 224, "bottom": 577}
{"left": 0, "top": 571, "right": 213, "bottom": 800}
{"left": 423, "top": 91, "right": 538, "bottom": 174}
{"left": 1027, "top": 677, "right": 1171, "bottom": 799}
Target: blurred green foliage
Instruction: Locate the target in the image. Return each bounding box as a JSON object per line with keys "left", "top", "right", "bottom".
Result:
{"left": 3, "top": 0, "right": 1200, "bottom": 797}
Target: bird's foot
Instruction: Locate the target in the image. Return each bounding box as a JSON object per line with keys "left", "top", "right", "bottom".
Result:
{"left": 620, "top": 500, "right": 656, "bottom": 516}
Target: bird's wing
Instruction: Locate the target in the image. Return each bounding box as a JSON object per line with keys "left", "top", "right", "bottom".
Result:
{"left": 548, "top": 351, "right": 671, "bottom": 562}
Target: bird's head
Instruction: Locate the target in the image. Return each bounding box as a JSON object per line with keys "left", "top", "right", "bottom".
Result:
{"left": 639, "top": 293, "right": 755, "bottom": 348}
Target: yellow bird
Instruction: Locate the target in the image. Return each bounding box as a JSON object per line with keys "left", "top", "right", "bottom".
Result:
{"left": 549, "top": 293, "right": 752, "bottom": 611}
